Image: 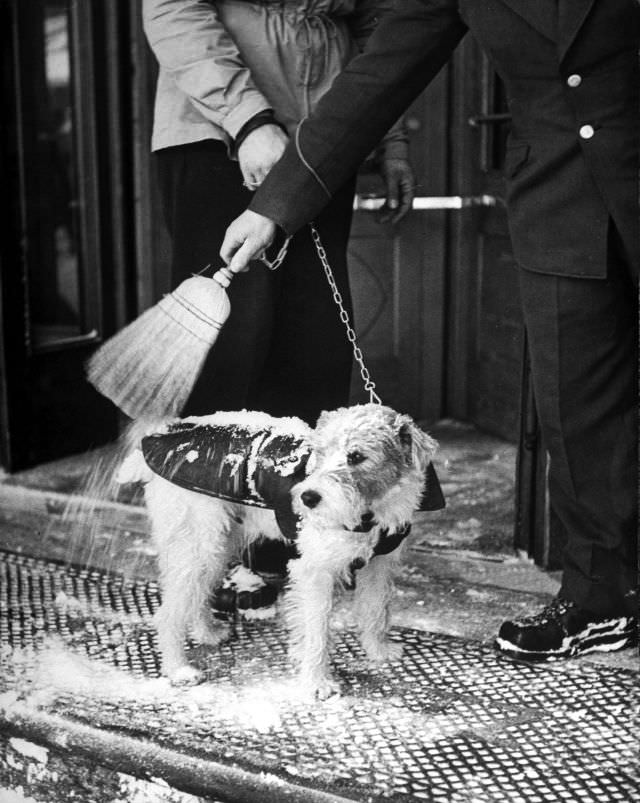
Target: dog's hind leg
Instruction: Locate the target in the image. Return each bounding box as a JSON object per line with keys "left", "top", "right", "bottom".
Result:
{"left": 147, "top": 482, "right": 232, "bottom": 685}
{"left": 354, "top": 552, "right": 403, "bottom": 664}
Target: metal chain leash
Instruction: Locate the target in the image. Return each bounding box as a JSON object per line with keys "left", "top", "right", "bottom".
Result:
{"left": 197, "top": 233, "right": 292, "bottom": 278}
{"left": 310, "top": 223, "right": 382, "bottom": 405}
{"left": 259, "top": 235, "right": 292, "bottom": 270}
{"left": 211, "top": 222, "right": 381, "bottom": 403}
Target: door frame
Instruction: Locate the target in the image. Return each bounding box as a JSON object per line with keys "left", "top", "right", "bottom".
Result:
{"left": 0, "top": 0, "right": 134, "bottom": 470}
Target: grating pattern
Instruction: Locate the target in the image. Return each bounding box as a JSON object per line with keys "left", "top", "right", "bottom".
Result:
{"left": 0, "top": 549, "right": 637, "bottom": 802}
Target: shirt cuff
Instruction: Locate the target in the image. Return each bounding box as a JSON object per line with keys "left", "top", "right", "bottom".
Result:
{"left": 380, "top": 137, "right": 410, "bottom": 160}
{"left": 232, "top": 110, "right": 288, "bottom": 157}
{"left": 222, "top": 95, "right": 274, "bottom": 141}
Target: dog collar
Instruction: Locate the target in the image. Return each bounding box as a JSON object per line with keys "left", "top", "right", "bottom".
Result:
{"left": 373, "top": 522, "right": 412, "bottom": 555}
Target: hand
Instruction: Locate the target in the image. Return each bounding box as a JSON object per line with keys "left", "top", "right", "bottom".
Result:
{"left": 220, "top": 210, "right": 277, "bottom": 273}
{"left": 237, "top": 124, "right": 289, "bottom": 190}
{"left": 378, "top": 156, "right": 415, "bottom": 224}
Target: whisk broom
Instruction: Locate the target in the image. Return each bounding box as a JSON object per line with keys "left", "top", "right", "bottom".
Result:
{"left": 86, "top": 268, "right": 235, "bottom": 419}
{"left": 87, "top": 234, "right": 292, "bottom": 419}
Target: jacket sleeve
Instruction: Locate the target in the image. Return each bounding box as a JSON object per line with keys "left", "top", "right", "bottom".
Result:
{"left": 142, "top": 0, "right": 272, "bottom": 140}
{"left": 348, "top": 0, "right": 410, "bottom": 156}
{"left": 249, "top": 0, "right": 467, "bottom": 233}
{"left": 345, "top": 0, "right": 394, "bottom": 50}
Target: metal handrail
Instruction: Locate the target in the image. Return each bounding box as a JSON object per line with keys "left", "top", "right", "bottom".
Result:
{"left": 354, "top": 194, "right": 498, "bottom": 211}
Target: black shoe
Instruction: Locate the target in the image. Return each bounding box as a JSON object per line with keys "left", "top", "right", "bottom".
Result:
{"left": 242, "top": 538, "right": 298, "bottom": 588}
{"left": 495, "top": 597, "right": 637, "bottom": 662}
{"left": 210, "top": 540, "right": 298, "bottom": 619}
{"left": 210, "top": 563, "right": 278, "bottom": 620}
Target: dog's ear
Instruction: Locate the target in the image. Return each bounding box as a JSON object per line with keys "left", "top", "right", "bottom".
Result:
{"left": 398, "top": 421, "right": 413, "bottom": 450}
{"left": 396, "top": 416, "right": 437, "bottom": 471}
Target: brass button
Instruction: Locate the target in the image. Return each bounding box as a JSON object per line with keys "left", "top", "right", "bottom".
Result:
{"left": 579, "top": 124, "right": 595, "bottom": 139}
{"left": 567, "top": 74, "right": 582, "bottom": 88}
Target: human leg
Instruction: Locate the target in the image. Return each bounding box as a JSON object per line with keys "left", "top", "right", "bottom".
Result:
{"left": 154, "top": 140, "right": 277, "bottom": 416}
{"left": 497, "top": 225, "right": 638, "bottom": 659}
{"left": 252, "top": 178, "right": 357, "bottom": 425}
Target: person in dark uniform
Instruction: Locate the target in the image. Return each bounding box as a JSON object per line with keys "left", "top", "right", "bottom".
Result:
{"left": 220, "top": 0, "right": 639, "bottom": 661}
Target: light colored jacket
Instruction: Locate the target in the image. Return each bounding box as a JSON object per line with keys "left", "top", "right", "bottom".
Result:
{"left": 143, "top": 0, "right": 405, "bottom": 153}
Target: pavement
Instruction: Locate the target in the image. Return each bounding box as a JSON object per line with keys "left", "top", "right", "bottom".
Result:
{"left": 0, "top": 421, "right": 636, "bottom": 802}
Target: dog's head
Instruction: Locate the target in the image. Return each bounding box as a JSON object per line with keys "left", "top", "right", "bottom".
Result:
{"left": 291, "top": 404, "right": 437, "bottom": 530}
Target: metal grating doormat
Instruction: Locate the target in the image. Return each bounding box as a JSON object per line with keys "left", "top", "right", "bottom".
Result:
{"left": 0, "top": 549, "right": 637, "bottom": 802}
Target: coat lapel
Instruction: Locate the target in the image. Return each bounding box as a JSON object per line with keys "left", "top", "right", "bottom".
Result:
{"left": 557, "top": 0, "right": 596, "bottom": 60}
{"left": 497, "top": 0, "right": 558, "bottom": 42}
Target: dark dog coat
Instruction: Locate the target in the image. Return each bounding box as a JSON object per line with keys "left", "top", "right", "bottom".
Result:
{"left": 142, "top": 420, "right": 445, "bottom": 547}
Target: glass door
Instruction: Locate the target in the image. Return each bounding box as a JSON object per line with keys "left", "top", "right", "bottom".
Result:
{"left": 0, "top": 0, "right": 132, "bottom": 470}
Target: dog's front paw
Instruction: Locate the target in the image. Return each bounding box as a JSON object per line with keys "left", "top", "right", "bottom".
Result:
{"left": 168, "top": 665, "right": 206, "bottom": 687}
{"left": 297, "top": 674, "right": 341, "bottom": 702}
{"left": 364, "top": 640, "right": 403, "bottom": 665}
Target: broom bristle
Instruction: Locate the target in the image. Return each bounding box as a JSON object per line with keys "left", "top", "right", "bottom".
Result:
{"left": 87, "top": 276, "right": 230, "bottom": 418}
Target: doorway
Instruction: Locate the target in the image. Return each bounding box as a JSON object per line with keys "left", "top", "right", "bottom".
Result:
{"left": 0, "top": 0, "right": 134, "bottom": 470}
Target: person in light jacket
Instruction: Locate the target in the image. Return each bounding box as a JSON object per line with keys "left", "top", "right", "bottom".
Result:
{"left": 220, "top": 0, "right": 639, "bottom": 661}
{"left": 142, "top": 0, "right": 414, "bottom": 607}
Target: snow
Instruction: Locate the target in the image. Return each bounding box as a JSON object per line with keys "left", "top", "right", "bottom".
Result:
{"left": 52, "top": 591, "right": 148, "bottom": 629}
{"left": 0, "top": 787, "right": 40, "bottom": 803}
{"left": 273, "top": 441, "right": 310, "bottom": 476}
{"left": 8, "top": 739, "right": 48, "bottom": 764}
{"left": 181, "top": 410, "right": 312, "bottom": 441}
{"left": 240, "top": 604, "right": 277, "bottom": 621}
{"left": 1, "top": 638, "right": 292, "bottom": 735}
{"left": 114, "top": 449, "right": 151, "bottom": 485}
{"left": 221, "top": 564, "right": 265, "bottom": 593}
{"left": 115, "top": 773, "right": 200, "bottom": 803}
{"left": 222, "top": 453, "right": 244, "bottom": 476}
{"left": 53, "top": 591, "right": 85, "bottom": 619}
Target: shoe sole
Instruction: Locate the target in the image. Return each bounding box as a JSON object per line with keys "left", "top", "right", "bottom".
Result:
{"left": 494, "top": 617, "right": 637, "bottom": 662}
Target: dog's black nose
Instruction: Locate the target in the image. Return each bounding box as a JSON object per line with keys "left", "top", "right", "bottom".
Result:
{"left": 361, "top": 511, "right": 375, "bottom": 524}
{"left": 301, "top": 489, "right": 322, "bottom": 509}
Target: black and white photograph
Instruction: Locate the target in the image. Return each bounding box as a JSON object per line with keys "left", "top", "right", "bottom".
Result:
{"left": 0, "top": 1, "right": 637, "bottom": 801}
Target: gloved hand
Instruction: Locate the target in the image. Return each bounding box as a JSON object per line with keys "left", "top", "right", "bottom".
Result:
{"left": 377, "top": 140, "right": 415, "bottom": 224}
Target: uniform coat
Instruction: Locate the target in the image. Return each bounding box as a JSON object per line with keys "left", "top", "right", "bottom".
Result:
{"left": 248, "top": 0, "right": 639, "bottom": 617}
{"left": 250, "top": 0, "right": 639, "bottom": 278}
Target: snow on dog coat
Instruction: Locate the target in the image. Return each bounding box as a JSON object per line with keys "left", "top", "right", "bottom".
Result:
{"left": 141, "top": 419, "right": 445, "bottom": 544}
{"left": 141, "top": 419, "right": 309, "bottom": 539}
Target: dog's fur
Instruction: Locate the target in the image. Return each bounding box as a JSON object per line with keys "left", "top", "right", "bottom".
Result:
{"left": 118, "top": 404, "right": 436, "bottom": 699}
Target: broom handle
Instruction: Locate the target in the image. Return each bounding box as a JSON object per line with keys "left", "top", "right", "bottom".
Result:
{"left": 212, "top": 266, "right": 235, "bottom": 288}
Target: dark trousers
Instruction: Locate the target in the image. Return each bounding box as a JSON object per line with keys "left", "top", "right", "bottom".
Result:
{"left": 155, "top": 140, "right": 356, "bottom": 426}
{"left": 519, "top": 224, "right": 638, "bottom": 617}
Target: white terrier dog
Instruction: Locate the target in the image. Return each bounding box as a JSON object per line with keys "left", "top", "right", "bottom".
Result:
{"left": 117, "top": 404, "right": 439, "bottom": 699}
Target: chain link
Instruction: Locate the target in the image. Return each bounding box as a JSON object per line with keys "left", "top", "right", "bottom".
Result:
{"left": 198, "top": 234, "right": 292, "bottom": 278}
{"left": 204, "top": 225, "right": 381, "bottom": 403}
{"left": 259, "top": 235, "right": 292, "bottom": 270}
{"left": 310, "top": 223, "right": 382, "bottom": 405}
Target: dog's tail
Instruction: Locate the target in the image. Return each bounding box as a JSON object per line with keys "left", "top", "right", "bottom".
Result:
{"left": 115, "top": 415, "right": 170, "bottom": 486}
{"left": 114, "top": 449, "right": 153, "bottom": 485}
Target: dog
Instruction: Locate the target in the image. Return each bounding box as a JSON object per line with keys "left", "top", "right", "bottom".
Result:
{"left": 117, "top": 404, "right": 439, "bottom": 699}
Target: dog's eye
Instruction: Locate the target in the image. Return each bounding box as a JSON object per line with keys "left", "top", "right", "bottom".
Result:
{"left": 347, "top": 450, "right": 366, "bottom": 466}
